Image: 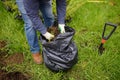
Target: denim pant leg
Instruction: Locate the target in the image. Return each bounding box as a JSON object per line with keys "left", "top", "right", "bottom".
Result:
{"left": 16, "top": 0, "right": 40, "bottom": 53}
{"left": 39, "top": 0, "right": 54, "bottom": 28}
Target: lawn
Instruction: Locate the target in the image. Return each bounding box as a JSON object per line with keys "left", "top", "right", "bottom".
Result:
{"left": 0, "top": 0, "right": 120, "bottom": 80}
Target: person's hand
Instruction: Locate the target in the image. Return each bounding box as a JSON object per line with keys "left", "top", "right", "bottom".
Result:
{"left": 43, "top": 32, "right": 54, "bottom": 41}
{"left": 58, "top": 24, "right": 65, "bottom": 33}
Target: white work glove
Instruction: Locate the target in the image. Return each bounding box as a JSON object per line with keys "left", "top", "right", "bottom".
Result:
{"left": 58, "top": 24, "right": 65, "bottom": 33}
{"left": 43, "top": 32, "right": 54, "bottom": 41}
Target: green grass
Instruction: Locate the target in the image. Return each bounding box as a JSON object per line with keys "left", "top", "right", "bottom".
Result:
{"left": 0, "top": 0, "right": 120, "bottom": 80}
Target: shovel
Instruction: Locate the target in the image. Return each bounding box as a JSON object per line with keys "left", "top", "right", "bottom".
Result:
{"left": 98, "top": 22, "right": 117, "bottom": 55}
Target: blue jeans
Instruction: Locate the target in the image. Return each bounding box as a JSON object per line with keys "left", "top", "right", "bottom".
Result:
{"left": 16, "top": 0, "right": 54, "bottom": 53}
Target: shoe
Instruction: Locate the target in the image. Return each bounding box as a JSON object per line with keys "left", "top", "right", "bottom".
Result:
{"left": 32, "top": 53, "right": 43, "bottom": 64}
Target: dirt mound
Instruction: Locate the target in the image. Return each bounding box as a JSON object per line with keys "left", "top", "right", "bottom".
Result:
{"left": 0, "top": 40, "right": 7, "bottom": 48}
{"left": 0, "top": 40, "right": 24, "bottom": 66}
{"left": 0, "top": 70, "right": 30, "bottom": 80}
{"left": 0, "top": 40, "right": 8, "bottom": 67}
{"left": 5, "top": 53, "right": 24, "bottom": 65}
{"left": 0, "top": 40, "right": 30, "bottom": 80}
{"left": 0, "top": 52, "right": 24, "bottom": 66}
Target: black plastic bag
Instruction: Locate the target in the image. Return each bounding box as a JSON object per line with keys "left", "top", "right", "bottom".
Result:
{"left": 40, "top": 26, "right": 78, "bottom": 72}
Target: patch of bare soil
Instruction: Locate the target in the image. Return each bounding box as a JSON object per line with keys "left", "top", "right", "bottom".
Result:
{"left": 5, "top": 53, "right": 24, "bottom": 65}
{"left": 0, "top": 40, "right": 8, "bottom": 67}
{"left": 0, "top": 40, "right": 24, "bottom": 66}
{"left": 0, "top": 40, "right": 30, "bottom": 80}
{"left": 0, "top": 40, "right": 7, "bottom": 48}
{"left": 0, "top": 70, "right": 30, "bottom": 80}
{"left": 0, "top": 51, "right": 24, "bottom": 66}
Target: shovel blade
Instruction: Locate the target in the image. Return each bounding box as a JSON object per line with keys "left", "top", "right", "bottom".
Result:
{"left": 98, "top": 43, "right": 105, "bottom": 55}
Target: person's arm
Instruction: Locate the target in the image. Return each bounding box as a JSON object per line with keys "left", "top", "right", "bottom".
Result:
{"left": 56, "top": 0, "right": 66, "bottom": 24}
{"left": 23, "top": 0, "right": 47, "bottom": 34}
{"left": 23, "top": 0, "right": 54, "bottom": 40}
{"left": 56, "top": 0, "right": 66, "bottom": 33}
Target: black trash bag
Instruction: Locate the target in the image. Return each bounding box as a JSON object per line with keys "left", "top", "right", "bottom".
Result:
{"left": 40, "top": 26, "right": 78, "bottom": 72}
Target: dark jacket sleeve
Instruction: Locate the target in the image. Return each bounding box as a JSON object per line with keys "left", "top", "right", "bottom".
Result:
{"left": 56, "top": 0, "right": 66, "bottom": 24}
{"left": 23, "top": 0, "right": 47, "bottom": 34}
